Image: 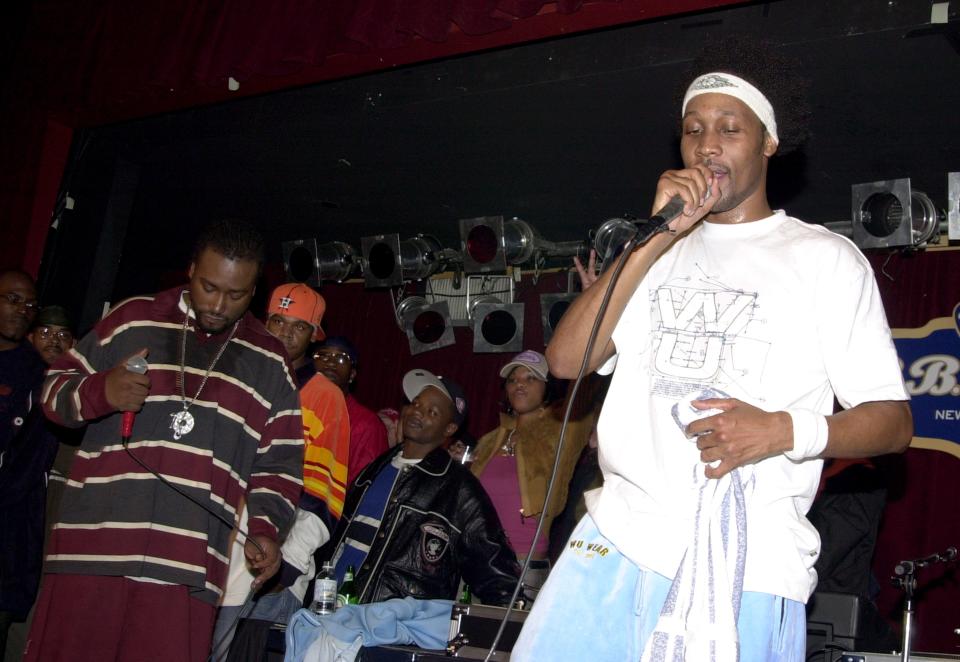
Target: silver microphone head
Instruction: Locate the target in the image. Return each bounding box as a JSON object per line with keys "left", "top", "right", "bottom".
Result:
{"left": 126, "top": 356, "right": 149, "bottom": 375}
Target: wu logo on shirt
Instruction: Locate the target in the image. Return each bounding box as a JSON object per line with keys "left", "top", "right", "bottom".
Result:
{"left": 651, "top": 284, "right": 758, "bottom": 382}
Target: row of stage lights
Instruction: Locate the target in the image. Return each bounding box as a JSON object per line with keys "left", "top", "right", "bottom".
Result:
{"left": 830, "top": 173, "right": 960, "bottom": 248}
{"left": 282, "top": 175, "right": 960, "bottom": 355}
{"left": 281, "top": 215, "right": 640, "bottom": 355}
{"left": 282, "top": 215, "right": 632, "bottom": 287}
{"left": 285, "top": 173, "right": 960, "bottom": 288}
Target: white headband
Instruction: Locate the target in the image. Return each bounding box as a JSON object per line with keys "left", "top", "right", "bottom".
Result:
{"left": 682, "top": 72, "right": 778, "bottom": 145}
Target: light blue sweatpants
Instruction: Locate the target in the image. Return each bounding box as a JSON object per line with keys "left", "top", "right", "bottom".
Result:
{"left": 512, "top": 514, "right": 806, "bottom": 661}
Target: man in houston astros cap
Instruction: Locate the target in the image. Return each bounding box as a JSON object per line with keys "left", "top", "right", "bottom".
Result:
{"left": 265, "top": 283, "right": 326, "bottom": 387}
{"left": 515, "top": 37, "right": 911, "bottom": 662}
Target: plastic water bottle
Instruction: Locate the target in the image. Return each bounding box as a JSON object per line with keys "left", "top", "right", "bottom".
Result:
{"left": 311, "top": 561, "right": 337, "bottom": 615}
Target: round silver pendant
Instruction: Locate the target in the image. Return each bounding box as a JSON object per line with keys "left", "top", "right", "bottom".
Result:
{"left": 170, "top": 409, "right": 195, "bottom": 440}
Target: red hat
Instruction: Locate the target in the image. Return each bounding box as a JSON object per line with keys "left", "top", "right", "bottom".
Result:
{"left": 267, "top": 283, "right": 326, "bottom": 341}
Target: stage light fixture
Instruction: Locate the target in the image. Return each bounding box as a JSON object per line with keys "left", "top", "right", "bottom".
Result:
{"left": 470, "top": 295, "right": 524, "bottom": 353}
{"left": 361, "top": 233, "right": 402, "bottom": 288}
{"left": 396, "top": 296, "right": 456, "bottom": 355}
{"left": 539, "top": 293, "right": 578, "bottom": 345}
{"left": 592, "top": 218, "right": 637, "bottom": 273}
{"left": 316, "top": 241, "right": 360, "bottom": 283}
{"left": 460, "top": 216, "right": 588, "bottom": 274}
{"left": 400, "top": 235, "right": 444, "bottom": 281}
{"left": 460, "top": 216, "right": 534, "bottom": 274}
{"left": 283, "top": 239, "right": 360, "bottom": 285}
{"left": 361, "top": 234, "right": 450, "bottom": 288}
{"left": 281, "top": 239, "right": 321, "bottom": 286}
{"left": 851, "top": 178, "right": 941, "bottom": 249}
{"left": 949, "top": 172, "right": 959, "bottom": 241}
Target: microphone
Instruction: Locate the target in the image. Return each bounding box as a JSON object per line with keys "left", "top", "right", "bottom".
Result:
{"left": 637, "top": 195, "right": 686, "bottom": 236}
{"left": 894, "top": 560, "right": 915, "bottom": 576}
{"left": 121, "top": 355, "right": 149, "bottom": 441}
{"left": 894, "top": 546, "right": 958, "bottom": 576}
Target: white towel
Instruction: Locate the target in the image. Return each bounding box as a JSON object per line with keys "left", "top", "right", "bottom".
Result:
{"left": 646, "top": 386, "right": 754, "bottom": 662}
{"left": 640, "top": 466, "right": 751, "bottom": 662}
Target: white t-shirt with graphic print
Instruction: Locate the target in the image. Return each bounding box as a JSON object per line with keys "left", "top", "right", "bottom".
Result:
{"left": 586, "top": 210, "right": 908, "bottom": 604}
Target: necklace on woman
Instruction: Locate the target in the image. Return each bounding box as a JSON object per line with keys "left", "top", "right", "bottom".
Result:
{"left": 169, "top": 308, "right": 238, "bottom": 440}
{"left": 499, "top": 428, "right": 518, "bottom": 457}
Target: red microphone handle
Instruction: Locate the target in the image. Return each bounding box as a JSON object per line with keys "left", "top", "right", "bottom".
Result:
{"left": 122, "top": 411, "right": 136, "bottom": 439}
{"left": 121, "top": 355, "right": 149, "bottom": 441}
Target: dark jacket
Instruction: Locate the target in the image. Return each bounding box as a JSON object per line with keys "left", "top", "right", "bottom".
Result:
{"left": 0, "top": 342, "right": 53, "bottom": 618}
{"left": 328, "top": 445, "right": 521, "bottom": 606}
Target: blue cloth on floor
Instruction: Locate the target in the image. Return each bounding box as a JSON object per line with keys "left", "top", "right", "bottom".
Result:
{"left": 285, "top": 598, "right": 454, "bottom": 662}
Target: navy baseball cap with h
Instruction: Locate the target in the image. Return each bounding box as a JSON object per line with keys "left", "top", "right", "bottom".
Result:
{"left": 402, "top": 369, "right": 468, "bottom": 428}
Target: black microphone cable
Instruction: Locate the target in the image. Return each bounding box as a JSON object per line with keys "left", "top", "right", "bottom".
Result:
{"left": 118, "top": 356, "right": 265, "bottom": 554}
{"left": 119, "top": 351, "right": 272, "bottom": 659}
{"left": 121, "top": 439, "right": 266, "bottom": 557}
{"left": 482, "top": 216, "right": 673, "bottom": 662}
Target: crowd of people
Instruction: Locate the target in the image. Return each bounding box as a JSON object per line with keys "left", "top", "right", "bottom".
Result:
{"left": 1, "top": 37, "right": 913, "bottom": 662}
{"left": 0, "top": 221, "right": 603, "bottom": 662}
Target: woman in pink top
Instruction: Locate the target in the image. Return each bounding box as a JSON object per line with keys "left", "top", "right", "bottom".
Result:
{"left": 470, "top": 350, "right": 594, "bottom": 597}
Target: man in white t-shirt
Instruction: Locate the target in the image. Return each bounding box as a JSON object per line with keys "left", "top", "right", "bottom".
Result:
{"left": 513, "top": 39, "right": 912, "bottom": 662}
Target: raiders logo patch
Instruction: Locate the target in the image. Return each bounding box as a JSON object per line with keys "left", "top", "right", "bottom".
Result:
{"left": 420, "top": 523, "right": 450, "bottom": 563}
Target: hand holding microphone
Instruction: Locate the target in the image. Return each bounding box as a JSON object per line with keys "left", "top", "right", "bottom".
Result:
{"left": 122, "top": 352, "right": 149, "bottom": 440}
{"left": 649, "top": 164, "right": 721, "bottom": 236}
{"left": 105, "top": 349, "right": 150, "bottom": 439}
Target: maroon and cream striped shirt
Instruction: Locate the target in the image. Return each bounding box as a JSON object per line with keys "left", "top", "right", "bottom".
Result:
{"left": 41, "top": 287, "right": 304, "bottom": 605}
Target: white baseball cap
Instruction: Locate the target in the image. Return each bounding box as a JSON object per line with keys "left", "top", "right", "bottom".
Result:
{"left": 402, "top": 368, "right": 468, "bottom": 426}
{"left": 499, "top": 350, "right": 549, "bottom": 381}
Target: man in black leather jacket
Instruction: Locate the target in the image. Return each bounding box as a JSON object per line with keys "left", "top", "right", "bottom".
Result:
{"left": 324, "top": 368, "right": 521, "bottom": 606}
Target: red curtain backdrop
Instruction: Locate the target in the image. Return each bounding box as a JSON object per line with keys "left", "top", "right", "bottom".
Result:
{"left": 867, "top": 249, "right": 960, "bottom": 654}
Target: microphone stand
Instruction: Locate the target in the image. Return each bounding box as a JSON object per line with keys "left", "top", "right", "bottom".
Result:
{"left": 893, "top": 564, "right": 916, "bottom": 662}
{"left": 891, "top": 546, "right": 957, "bottom": 662}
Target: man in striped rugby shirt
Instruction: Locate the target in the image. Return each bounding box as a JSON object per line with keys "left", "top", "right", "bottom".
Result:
{"left": 23, "top": 220, "right": 304, "bottom": 662}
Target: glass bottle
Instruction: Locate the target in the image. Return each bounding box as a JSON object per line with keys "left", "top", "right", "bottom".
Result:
{"left": 336, "top": 565, "right": 359, "bottom": 607}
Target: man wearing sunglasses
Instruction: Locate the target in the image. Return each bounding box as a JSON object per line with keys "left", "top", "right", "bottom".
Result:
{"left": 0, "top": 270, "right": 47, "bottom": 657}
{"left": 26, "top": 306, "right": 75, "bottom": 367}
{"left": 25, "top": 305, "right": 80, "bottom": 519}
{"left": 313, "top": 336, "right": 388, "bottom": 485}
{"left": 5, "top": 309, "right": 83, "bottom": 661}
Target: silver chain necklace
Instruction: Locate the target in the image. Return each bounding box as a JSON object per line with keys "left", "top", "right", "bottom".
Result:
{"left": 499, "top": 428, "right": 518, "bottom": 457}
{"left": 169, "top": 307, "right": 238, "bottom": 440}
